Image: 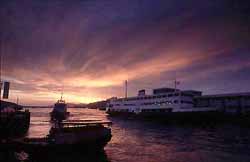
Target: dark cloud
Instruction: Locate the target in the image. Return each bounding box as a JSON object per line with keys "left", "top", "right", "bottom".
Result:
{"left": 1, "top": 0, "right": 250, "bottom": 105}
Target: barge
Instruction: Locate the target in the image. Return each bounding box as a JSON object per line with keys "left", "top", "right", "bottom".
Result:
{"left": 0, "top": 120, "right": 112, "bottom": 154}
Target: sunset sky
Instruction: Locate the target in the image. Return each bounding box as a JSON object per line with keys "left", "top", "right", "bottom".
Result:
{"left": 1, "top": 0, "right": 250, "bottom": 105}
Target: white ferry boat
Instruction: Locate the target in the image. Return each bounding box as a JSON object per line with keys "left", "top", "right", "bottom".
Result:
{"left": 106, "top": 88, "right": 218, "bottom": 116}
{"left": 106, "top": 85, "right": 250, "bottom": 122}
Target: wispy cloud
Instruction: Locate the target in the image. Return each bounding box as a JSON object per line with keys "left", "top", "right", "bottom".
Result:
{"left": 1, "top": 0, "right": 250, "bottom": 105}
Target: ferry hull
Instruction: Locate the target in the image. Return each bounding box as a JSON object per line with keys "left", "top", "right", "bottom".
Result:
{"left": 107, "top": 110, "right": 250, "bottom": 125}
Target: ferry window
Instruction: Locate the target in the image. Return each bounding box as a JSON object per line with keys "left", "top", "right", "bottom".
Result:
{"left": 181, "top": 100, "right": 194, "bottom": 104}
{"left": 168, "top": 94, "right": 173, "bottom": 97}
{"left": 174, "top": 100, "right": 178, "bottom": 104}
{"left": 181, "top": 93, "right": 193, "bottom": 97}
{"left": 174, "top": 93, "right": 179, "bottom": 96}
{"left": 166, "top": 101, "right": 172, "bottom": 104}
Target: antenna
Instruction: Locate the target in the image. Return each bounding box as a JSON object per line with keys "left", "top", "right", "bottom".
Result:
{"left": 125, "top": 80, "right": 128, "bottom": 98}
{"left": 60, "top": 85, "right": 64, "bottom": 100}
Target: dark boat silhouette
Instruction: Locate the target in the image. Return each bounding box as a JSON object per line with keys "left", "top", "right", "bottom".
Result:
{"left": 50, "top": 95, "right": 69, "bottom": 121}
{"left": 0, "top": 100, "right": 30, "bottom": 139}
{"left": 1, "top": 120, "right": 112, "bottom": 154}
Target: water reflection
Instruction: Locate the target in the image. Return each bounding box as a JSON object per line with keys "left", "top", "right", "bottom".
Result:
{"left": 1, "top": 150, "right": 110, "bottom": 162}
{"left": 106, "top": 117, "right": 250, "bottom": 162}
{"left": 1, "top": 108, "right": 250, "bottom": 162}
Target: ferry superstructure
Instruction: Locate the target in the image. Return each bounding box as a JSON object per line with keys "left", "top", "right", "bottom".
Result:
{"left": 107, "top": 88, "right": 216, "bottom": 114}
{"left": 106, "top": 87, "right": 250, "bottom": 118}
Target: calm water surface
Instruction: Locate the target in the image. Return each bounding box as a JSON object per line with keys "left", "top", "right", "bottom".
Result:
{"left": 13, "top": 108, "right": 250, "bottom": 161}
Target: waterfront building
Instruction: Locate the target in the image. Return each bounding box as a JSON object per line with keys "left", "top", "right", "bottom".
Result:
{"left": 194, "top": 92, "right": 250, "bottom": 114}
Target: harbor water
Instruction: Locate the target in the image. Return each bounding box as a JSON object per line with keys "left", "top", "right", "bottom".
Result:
{"left": 2, "top": 108, "right": 250, "bottom": 162}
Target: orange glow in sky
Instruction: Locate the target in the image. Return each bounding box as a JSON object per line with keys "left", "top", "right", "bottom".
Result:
{"left": 1, "top": 0, "right": 250, "bottom": 105}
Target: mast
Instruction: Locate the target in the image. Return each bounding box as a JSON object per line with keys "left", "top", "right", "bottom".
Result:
{"left": 60, "top": 85, "right": 64, "bottom": 101}
{"left": 174, "top": 79, "right": 180, "bottom": 91}
{"left": 174, "top": 72, "right": 180, "bottom": 91}
{"left": 61, "top": 91, "right": 63, "bottom": 100}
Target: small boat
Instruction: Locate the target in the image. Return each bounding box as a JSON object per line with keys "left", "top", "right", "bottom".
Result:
{"left": 0, "top": 120, "right": 112, "bottom": 154}
{"left": 50, "top": 95, "right": 69, "bottom": 121}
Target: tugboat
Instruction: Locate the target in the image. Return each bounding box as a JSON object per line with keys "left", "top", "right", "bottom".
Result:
{"left": 50, "top": 94, "right": 69, "bottom": 121}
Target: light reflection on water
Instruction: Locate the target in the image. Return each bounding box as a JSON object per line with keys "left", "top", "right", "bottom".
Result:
{"left": 27, "top": 108, "right": 108, "bottom": 138}
{"left": 24, "top": 108, "right": 250, "bottom": 161}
